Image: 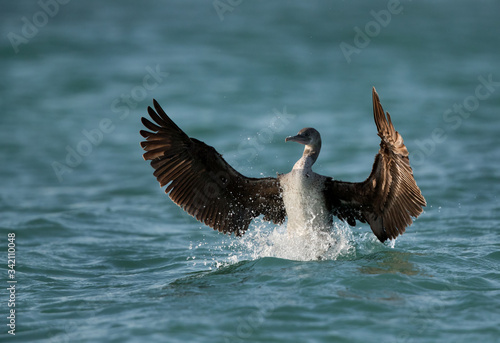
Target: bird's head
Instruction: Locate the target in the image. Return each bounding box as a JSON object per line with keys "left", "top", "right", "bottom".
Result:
{"left": 285, "top": 127, "right": 321, "bottom": 147}
{"left": 286, "top": 127, "right": 322, "bottom": 165}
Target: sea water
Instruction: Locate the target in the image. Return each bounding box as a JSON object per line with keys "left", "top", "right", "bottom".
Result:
{"left": 1, "top": 1, "right": 500, "bottom": 342}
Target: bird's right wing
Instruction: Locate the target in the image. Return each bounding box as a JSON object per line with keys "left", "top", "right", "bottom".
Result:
{"left": 325, "top": 88, "right": 426, "bottom": 242}
{"left": 140, "top": 100, "right": 286, "bottom": 235}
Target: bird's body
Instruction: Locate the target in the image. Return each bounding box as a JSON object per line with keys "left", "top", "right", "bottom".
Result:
{"left": 279, "top": 137, "right": 331, "bottom": 235}
{"left": 279, "top": 168, "right": 331, "bottom": 235}
{"left": 140, "top": 88, "right": 426, "bottom": 243}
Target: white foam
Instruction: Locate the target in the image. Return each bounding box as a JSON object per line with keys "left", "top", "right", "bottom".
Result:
{"left": 190, "top": 220, "right": 393, "bottom": 268}
{"left": 233, "top": 220, "right": 389, "bottom": 263}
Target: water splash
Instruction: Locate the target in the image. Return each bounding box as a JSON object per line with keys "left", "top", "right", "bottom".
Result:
{"left": 225, "top": 221, "right": 389, "bottom": 264}
{"left": 188, "top": 220, "right": 394, "bottom": 269}
{"left": 236, "top": 223, "right": 351, "bottom": 261}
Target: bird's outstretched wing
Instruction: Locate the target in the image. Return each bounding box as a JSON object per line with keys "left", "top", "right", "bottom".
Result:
{"left": 325, "top": 88, "right": 426, "bottom": 242}
{"left": 140, "top": 100, "right": 286, "bottom": 235}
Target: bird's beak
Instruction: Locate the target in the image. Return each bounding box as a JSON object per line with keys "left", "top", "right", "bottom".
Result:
{"left": 285, "top": 134, "right": 308, "bottom": 145}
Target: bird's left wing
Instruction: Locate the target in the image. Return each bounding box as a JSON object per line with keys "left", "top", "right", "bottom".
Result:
{"left": 325, "top": 88, "right": 426, "bottom": 242}
{"left": 140, "top": 100, "right": 286, "bottom": 235}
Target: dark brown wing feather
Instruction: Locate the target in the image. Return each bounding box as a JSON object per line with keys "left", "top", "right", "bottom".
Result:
{"left": 326, "top": 88, "right": 426, "bottom": 242}
{"left": 140, "top": 100, "right": 286, "bottom": 235}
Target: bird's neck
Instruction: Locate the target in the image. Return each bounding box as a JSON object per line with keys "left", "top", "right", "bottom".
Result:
{"left": 293, "top": 144, "right": 320, "bottom": 171}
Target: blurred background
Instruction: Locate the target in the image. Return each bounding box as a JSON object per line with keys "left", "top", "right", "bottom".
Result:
{"left": 1, "top": 1, "right": 499, "bottom": 342}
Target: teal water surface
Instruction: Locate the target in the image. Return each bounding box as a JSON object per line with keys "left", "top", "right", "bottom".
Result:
{"left": 1, "top": 1, "right": 500, "bottom": 342}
